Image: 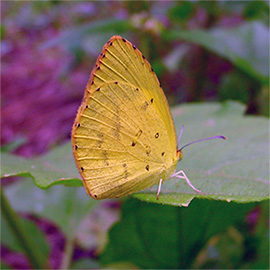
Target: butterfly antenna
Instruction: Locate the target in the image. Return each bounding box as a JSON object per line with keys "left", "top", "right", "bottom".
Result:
{"left": 177, "top": 125, "right": 185, "bottom": 148}
{"left": 179, "top": 135, "right": 226, "bottom": 151}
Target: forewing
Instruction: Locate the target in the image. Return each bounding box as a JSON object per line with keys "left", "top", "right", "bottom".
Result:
{"left": 72, "top": 36, "right": 178, "bottom": 199}
{"left": 73, "top": 81, "right": 175, "bottom": 199}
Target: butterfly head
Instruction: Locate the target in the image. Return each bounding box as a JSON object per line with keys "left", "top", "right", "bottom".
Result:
{"left": 176, "top": 149, "right": 183, "bottom": 161}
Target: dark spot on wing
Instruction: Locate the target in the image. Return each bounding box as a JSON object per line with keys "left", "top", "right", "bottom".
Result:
{"left": 155, "top": 133, "right": 159, "bottom": 138}
{"left": 85, "top": 105, "right": 88, "bottom": 108}
{"left": 94, "top": 194, "right": 97, "bottom": 198}
{"left": 123, "top": 163, "right": 128, "bottom": 179}
{"left": 113, "top": 106, "right": 121, "bottom": 141}
{"left": 145, "top": 145, "right": 151, "bottom": 156}
{"left": 96, "top": 87, "right": 100, "bottom": 91}
{"left": 142, "top": 55, "right": 145, "bottom": 59}
{"left": 131, "top": 129, "right": 142, "bottom": 147}
{"left": 75, "top": 145, "right": 78, "bottom": 150}
{"left": 142, "top": 101, "right": 149, "bottom": 110}
{"left": 114, "top": 81, "right": 118, "bottom": 84}
{"left": 145, "top": 165, "right": 149, "bottom": 171}
{"left": 103, "top": 150, "right": 109, "bottom": 166}
{"left": 77, "top": 123, "right": 80, "bottom": 128}
{"left": 150, "top": 98, "right": 153, "bottom": 103}
{"left": 151, "top": 68, "right": 154, "bottom": 72}
{"left": 97, "top": 133, "right": 104, "bottom": 148}
{"left": 97, "top": 66, "right": 100, "bottom": 70}
{"left": 81, "top": 167, "right": 84, "bottom": 171}
{"left": 136, "top": 129, "right": 143, "bottom": 137}
{"left": 109, "top": 42, "right": 112, "bottom": 46}
{"left": 132, "top": 45, "right": 136, "bottom": 50}
{"left": 161, "top": 152, "right": 165, "bottom": 156}
{"left": 122, "top": 38, "right": 126, "bottom": 42}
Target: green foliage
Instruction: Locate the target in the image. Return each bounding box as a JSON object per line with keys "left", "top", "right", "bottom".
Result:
{"left": 100, "top": 198, "right": 262, "bottom": 269}
{"left": 2, "top": 179, "right": 100, "bottom": 268}
{"left": 1, "top": 143, "right": 82, "bottom": 189}
{"left": 2, "top": 102, "right": 269, "bottom": 206}
{"left": 1, "top": 2, "right": 269, "bottom": 268}
{"left": 3, "top": 179, "right": 98, "bottom": 237}
{"left": 0, "top": 261, "right": 11, "bottom": 269}
{"left": 168, "top": 1, "right": 195, "bottom": 23}
{"left": 71, "top": 258, "right": 100, "bottom": 269}
{"left": 218, "top": 70, "right": 250, "bottom": 103}
{"left": 164, "top": 21, "right": 269, "bottom": 85}
{"left": 1, "top": 213, "right": 49, "bottom": 267}
{"left": 243, "top": 0, "right": 270, "bottom": 21}
{"left": 43, "top": 19, "right": 131, "bottom": 53}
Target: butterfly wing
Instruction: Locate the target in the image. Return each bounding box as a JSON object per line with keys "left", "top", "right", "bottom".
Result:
{"left": 72, "top": 36, "right": 178, "bottom": 199}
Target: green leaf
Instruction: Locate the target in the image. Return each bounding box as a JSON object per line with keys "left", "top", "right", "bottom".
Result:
{"left": 1, "top": 143, "right": 82, "bottom": 189}
{"left": 1, "top": 212, "right": 50, "bottom": 267}
{"left": 243, "top": 0, "right": 270, "bottom": 21}
{"left": 1, "top": 102, "right": 269, "bottom": 206}
{"left": 134, "top": 101, "right": 269, "bottom": 206}
{"left": 1, "top": 261, "right": 11, "bottom": 269}
{"left": 42, "top": 19, "right": 131, "bottom": 52}
{"left": 165, "top": 21, "right": 269, "bottom": 84}
{"left": 3, "top": 179, "right": 99, "bottom": 237}
{"left": 218, "top": 70, "right": 250, "bottom": 103}
{"left": 168, "top": 1, "right": 195, "bottom": 23}
{"left": 71, "top": 258, "right": 100, "bottom": 269}
{"left": 242, "top": 201, "right": 270, "bottom": 269}
{"left": 100, "top": 198, "right": 256, "bottom": 269}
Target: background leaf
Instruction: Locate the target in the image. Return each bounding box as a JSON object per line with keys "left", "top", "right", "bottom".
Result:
{"left": 100, "top": 198, "right": 256, "bottom": 269}
{"left": 1, "top": 213, "right": 50, "bottom": 267}
{"left": 3, "top": 179, "right": 98, "bottom": 237}
{"left": 42, "top": 19, "right": 131, "bottom": 53}
{"left": 1, "top": 143, "right": 82, "bottom": 189}
{"left": 165, "top": 21, "right": 269, "bottom": 84}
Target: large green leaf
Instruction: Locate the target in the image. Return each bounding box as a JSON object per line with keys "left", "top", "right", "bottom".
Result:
{"left": 134, "top": 101, "right": 269, "bottom": 205}
{"left": 1, "top": 143, "right": 82, "bottom": 189}
{"left": 165, "top": 21, "right": 269, "bottom": 84}
{"left": 1, "top": 102, "right": 269, "bottom": 206}
{"left": 100, "top": 198, "right": 256, "bottom": 269}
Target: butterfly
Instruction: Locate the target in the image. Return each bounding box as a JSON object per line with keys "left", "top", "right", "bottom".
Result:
{"left": 71, "top": 36, "right": 225, "bottom": 200}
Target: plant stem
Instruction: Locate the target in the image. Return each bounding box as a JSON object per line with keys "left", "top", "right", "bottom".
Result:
{"left": 0, "top": 185, "right": 45, "bottom": 269}
{"left": 60, "top": 235, "right": 75, "bottom": 270}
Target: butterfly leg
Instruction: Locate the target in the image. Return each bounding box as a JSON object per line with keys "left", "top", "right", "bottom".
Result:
{"left": 156, "top": 179, "right": 163, "bottom": 200}
{"left": 171, "top": 170, "right": 205, "bottom": 195}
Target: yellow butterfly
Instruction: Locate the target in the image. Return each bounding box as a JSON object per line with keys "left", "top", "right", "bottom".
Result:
{"left": 71, "top": 36, "right": 225, "bottom": 200}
